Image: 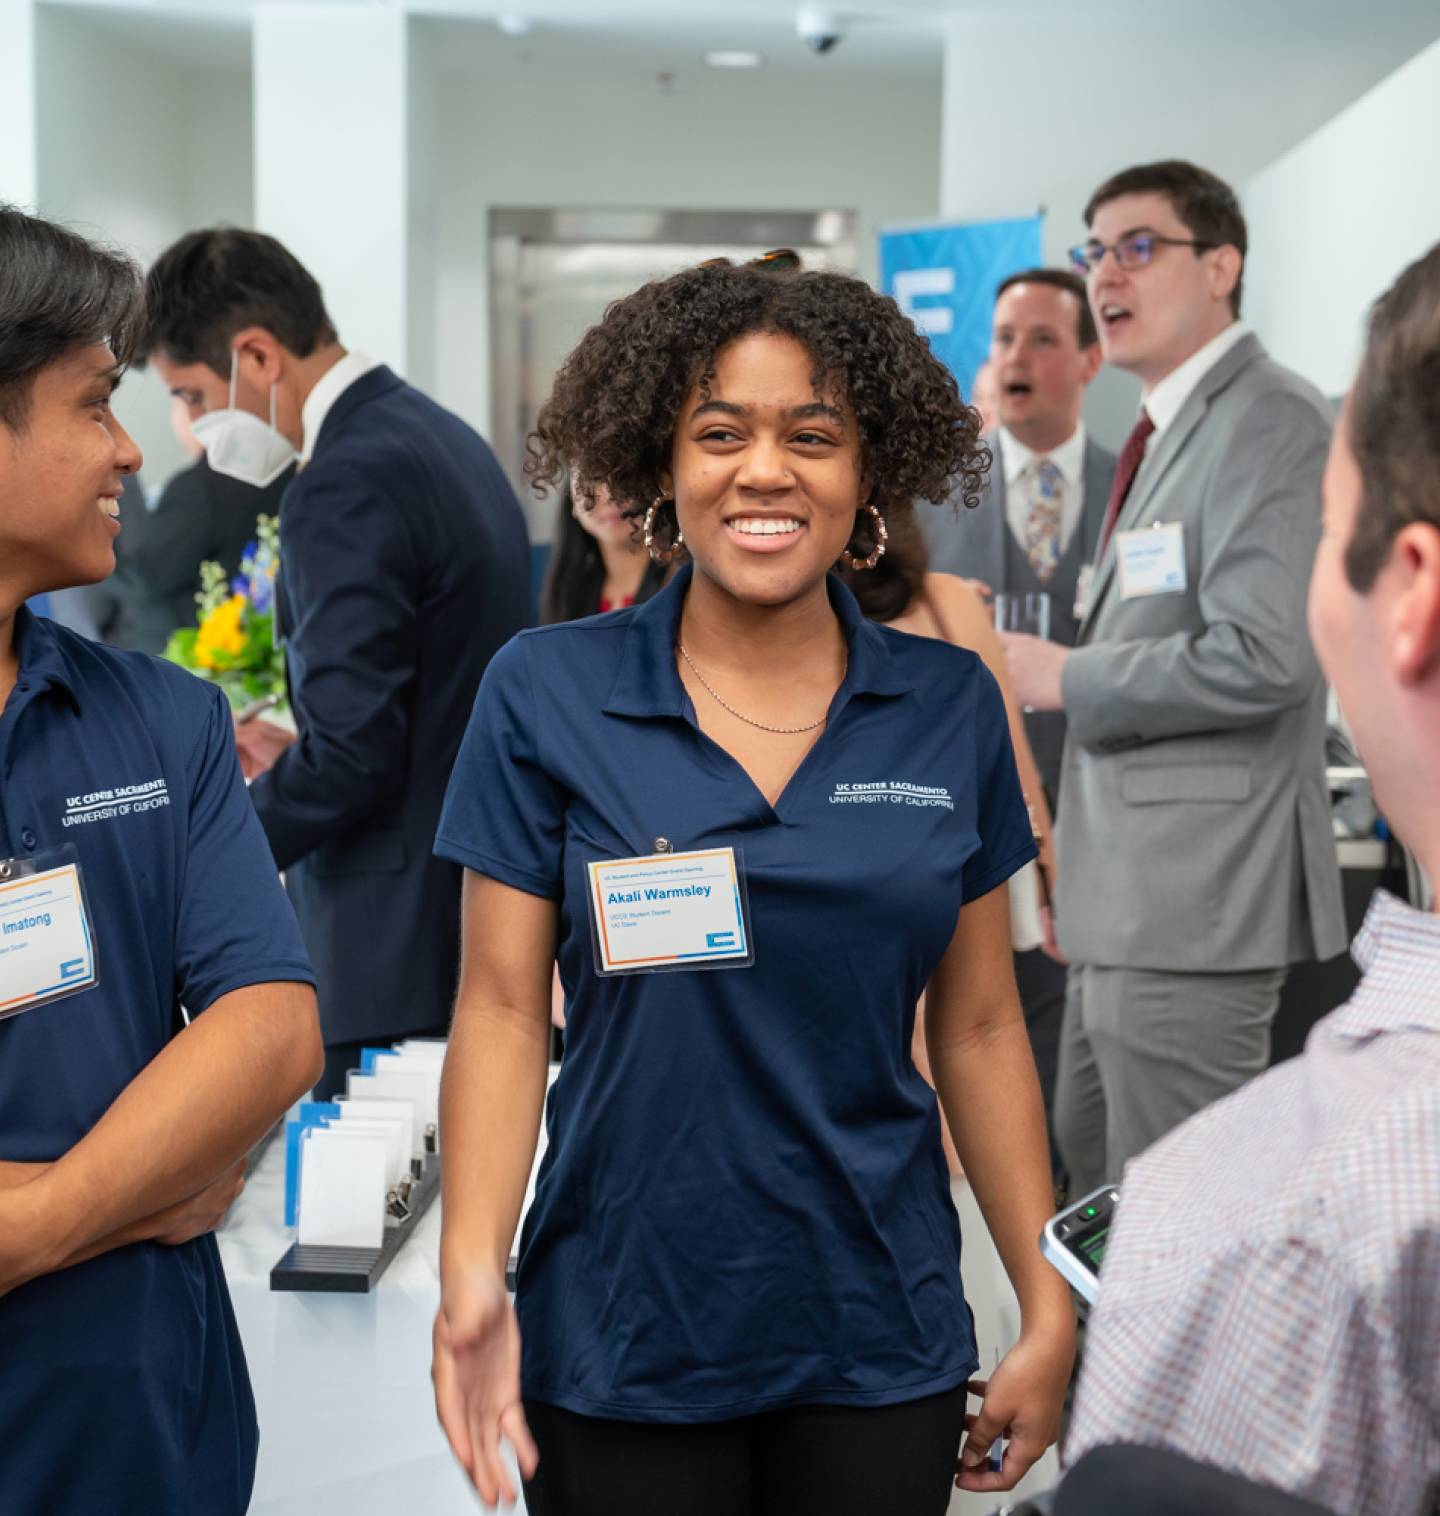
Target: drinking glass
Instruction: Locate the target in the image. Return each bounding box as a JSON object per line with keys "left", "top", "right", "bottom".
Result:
{"left": 993, "top": 591, "right": 1052, "bottom": 641}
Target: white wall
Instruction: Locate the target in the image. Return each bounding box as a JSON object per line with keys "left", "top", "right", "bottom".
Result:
{"left": 0, "top": 0, "right": 38, "bottom": 207}
{"left": 1245, "top": 37, "right": 1440, "bottom": 398}
{"left": 254, "top": 5, "right": 413, "bottom": 374}
{"left": 32, "top": 7, "right": 253, "bottom": 485}
{"left": 938, "top": 10, "right": 1440, "bottom": 446}
{"left": 185, "top": 67, "right": 254, "bottom": 232}
{"left": 406, "top": 28, "right": 440, "bottom": 396}
{"left": 36, "top": 6, "right": 193, "bottom": 485}
{"left": 431, "top": 64, "right": 943, "bottom": 440}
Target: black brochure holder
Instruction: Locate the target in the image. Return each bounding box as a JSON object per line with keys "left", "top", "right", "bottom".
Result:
{"left": 270, "top": 1154, "right": 441, "bottom": 1294}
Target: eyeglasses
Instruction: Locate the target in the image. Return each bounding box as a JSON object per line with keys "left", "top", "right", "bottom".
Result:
{"left": 698, "top": 248, "right": 803, "bottom": 271}
{"left": 1068, "top": 232, "right": 1218, "bottom": 275}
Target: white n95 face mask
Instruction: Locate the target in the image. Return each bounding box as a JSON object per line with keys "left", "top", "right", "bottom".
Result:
{"left": 190, "top": 351, "right": 298, "bottom": 489}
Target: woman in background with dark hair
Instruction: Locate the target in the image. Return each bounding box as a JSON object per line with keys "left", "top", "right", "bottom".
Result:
{"left": 840, "top": 514, "right": 1057, "bottom": 1175}
{"left": 540, "top": 481, "right": 668, "bottom": 624}
{"left": 542, "top": 482, "right": 671, "bottom": 1030}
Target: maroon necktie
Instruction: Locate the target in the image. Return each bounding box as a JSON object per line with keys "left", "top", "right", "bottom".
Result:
{"left": 1096, "top": 409, "right": 1155, "bottom": 561}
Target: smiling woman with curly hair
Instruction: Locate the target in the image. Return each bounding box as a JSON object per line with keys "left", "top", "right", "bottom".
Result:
{"left": 528, "top": 258, "right": 987, "bottom": 545}
{"left": 432, "top": 258, "right": 1075, "bottom": 1516}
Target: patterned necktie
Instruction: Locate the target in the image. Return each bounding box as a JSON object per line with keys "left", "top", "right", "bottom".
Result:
{"left": 1024, "top": 458, "right": 1064, "bottom": 584}
{"left": 1096, "top": 408, "right": 1156, "bottom": 561}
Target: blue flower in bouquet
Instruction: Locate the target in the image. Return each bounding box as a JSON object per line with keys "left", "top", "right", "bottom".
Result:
{"left": 250, "top": 571, "right": 274, "bottom": 617}
{"left": 238, "top": 532, "right": 278, "bottom": 616}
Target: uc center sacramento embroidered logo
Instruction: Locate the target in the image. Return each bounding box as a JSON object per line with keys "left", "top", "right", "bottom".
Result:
{"left": 829, "top": 781, "right": 954, "bottom": 811}
{"left": 61, "top": 778, "right": 171, "bottom": 828}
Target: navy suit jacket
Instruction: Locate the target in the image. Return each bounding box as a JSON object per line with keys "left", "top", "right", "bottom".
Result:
{"left": 252, "top": 366, "right": 530, "bottom": 1044}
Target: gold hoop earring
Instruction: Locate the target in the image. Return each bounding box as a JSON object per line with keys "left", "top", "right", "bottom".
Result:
{"left": 642, "top": 497, "right": 686, "bottom": 564}
{"left": 841, "top": 503, "right": 888, "bottom": 571}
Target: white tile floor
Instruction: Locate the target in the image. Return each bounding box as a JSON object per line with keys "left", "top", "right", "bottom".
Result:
{"left": 221, "top": 1153, "right": 1057, "bottom": 1516}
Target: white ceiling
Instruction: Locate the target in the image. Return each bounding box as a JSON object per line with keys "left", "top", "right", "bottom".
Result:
{"left": 40, "top": 0, "right": 1440, "bottom": 81}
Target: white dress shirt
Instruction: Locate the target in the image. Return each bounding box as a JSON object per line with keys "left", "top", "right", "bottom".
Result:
{"left": 300, "top": 351, "right": 380, "bottom": 463}
{"left": 1141, "top": 320, "right": 1251, "bottom": 452}
{"left": 998, "top": 422, "right": 1088, "bottom": 553}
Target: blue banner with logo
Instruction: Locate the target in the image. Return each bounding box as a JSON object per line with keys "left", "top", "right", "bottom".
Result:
{"left": 879, "top": 214, "right": 1045, "bottom": 401}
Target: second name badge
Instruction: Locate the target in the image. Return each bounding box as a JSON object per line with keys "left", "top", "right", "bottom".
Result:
{"left": 1116, "top": 521, "right": 1187, "bottom": 600}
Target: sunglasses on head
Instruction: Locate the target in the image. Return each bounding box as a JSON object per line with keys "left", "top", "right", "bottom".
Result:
{"left": 698, "top": 248, "right": 803, "bottom": 272}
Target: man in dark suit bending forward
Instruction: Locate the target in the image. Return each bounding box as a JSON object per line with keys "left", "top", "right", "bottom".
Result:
{"left": 145, "top": 230, "right": 531, "bottom": 1095}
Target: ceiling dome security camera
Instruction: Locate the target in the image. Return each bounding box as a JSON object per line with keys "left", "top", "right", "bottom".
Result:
{"left": 796, "top": 5, "right": 843, "bottom": 54}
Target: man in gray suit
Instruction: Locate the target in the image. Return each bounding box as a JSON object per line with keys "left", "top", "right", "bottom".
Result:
{"left": 1001, "top": 161, "right": 1347, "bottom": 1194}
{"left": 925, "top": 267, "right": 1114, "bottom": 1145}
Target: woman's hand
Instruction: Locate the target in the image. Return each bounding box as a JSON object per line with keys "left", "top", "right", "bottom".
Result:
{"left": 433, "top": 1269, "right": 539, "bottom": 1505}
{"left": 954, "top": 1320, "right": 1075, "bottom": 1493}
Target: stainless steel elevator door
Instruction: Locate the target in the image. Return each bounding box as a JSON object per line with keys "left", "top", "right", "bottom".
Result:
{"left": 491, "top": 209, "right": 858, "bottom": 542}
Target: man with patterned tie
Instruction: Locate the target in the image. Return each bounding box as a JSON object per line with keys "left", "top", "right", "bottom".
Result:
{"left": 1000, "top": 161, "right": 1346, "bottom": 1195}
{"left": 924, "top": 267, "right": 1114, "bottom": 1154}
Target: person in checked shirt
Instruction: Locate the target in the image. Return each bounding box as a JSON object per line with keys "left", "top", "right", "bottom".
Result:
{"left": 1064, "top": 242, "right": 1440, "bottom": 1514}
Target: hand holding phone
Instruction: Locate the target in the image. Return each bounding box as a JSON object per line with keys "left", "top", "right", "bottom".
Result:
{"left": 1039, "top": 1184, "right": 1120, "bottom": 1305}
{"left": 234, "top": 692, "right": 281, "bottom": 725}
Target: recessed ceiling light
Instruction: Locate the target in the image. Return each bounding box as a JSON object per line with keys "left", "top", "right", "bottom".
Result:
{"left": 497, "top": 15, "right": 535, "bottom": 37}
{"left": 704, "top": 50, "right": 764, "bottom": 69}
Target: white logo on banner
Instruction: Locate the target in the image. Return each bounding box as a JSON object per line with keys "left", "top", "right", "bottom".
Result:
{"left": 892, "top": 267, "right": 955, "bottom": 335}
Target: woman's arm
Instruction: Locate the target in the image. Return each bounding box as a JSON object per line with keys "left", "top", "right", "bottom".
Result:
{"left": 433, "top": 871, "right": 554, "bottom": 1505}
{"left": 926, "top": 882, "right": 1075, "bottom": 1492}
{"left": 440, "top": 872, "right": 556, "bottom": 1279}
{"left": 926, "top": 573, "right": 1056, "bottom": 882}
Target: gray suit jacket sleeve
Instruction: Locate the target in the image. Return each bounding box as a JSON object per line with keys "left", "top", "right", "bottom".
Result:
{"left": 1061, "top": 387, "right": 1328, "bottom": 752}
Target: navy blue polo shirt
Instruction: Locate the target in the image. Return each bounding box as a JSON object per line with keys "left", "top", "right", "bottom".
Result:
{"left": 436, "top": 565, "right": 1035, "bottom": 1422}
{"left": 0, "top": 608, "right": 314, "bottom": 1514}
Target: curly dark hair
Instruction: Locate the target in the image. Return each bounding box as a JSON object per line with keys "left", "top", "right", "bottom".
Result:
{"left": 527, "top": 262, "right": 987, "bottom": 534}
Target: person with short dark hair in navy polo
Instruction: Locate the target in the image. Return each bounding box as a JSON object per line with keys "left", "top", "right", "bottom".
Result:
{"left": 431, "top": 259, "right": 1077, "bottom": 1516}
{"left": 0, "top": 206, "right": 322, "bottom": 1513}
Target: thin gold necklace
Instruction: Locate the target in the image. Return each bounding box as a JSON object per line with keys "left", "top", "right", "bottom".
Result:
{"left": 677, "top": 642, "right": 834, "bottom": 735}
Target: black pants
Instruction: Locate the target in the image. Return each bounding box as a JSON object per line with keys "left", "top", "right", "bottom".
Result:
{"left": 522, "top": 1385, "right": 969, "bottom": 1516}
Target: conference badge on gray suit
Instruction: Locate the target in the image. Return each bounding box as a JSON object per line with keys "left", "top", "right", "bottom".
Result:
{"left": 1116, "top": 522, "right": 1187, "bottom": 599}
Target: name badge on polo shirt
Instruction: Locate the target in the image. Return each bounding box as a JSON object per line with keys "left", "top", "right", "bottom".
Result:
{"left": 586, "top": 847, "right": 753, "bottom": 975}
{"left": 0, "top": 851, "right": 100, "bottom": 1022}
{"left": 1116, "top": 522, "right": 1187, "bottom": 600}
